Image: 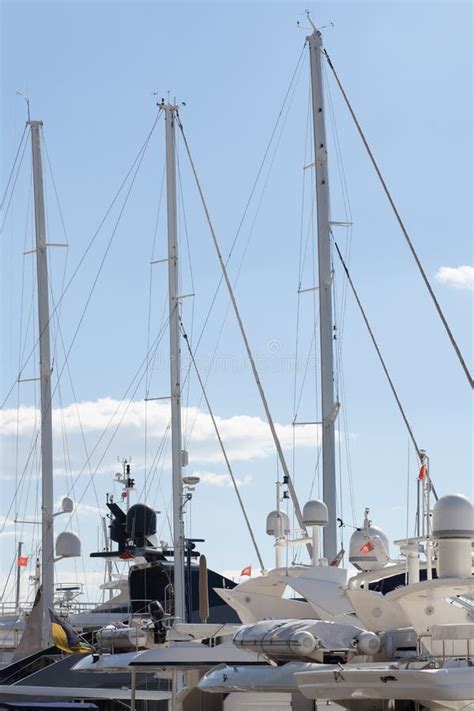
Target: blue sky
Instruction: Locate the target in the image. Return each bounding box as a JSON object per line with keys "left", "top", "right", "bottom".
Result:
{"left": 1, "top": 1, "right": 472, "bottom": 600}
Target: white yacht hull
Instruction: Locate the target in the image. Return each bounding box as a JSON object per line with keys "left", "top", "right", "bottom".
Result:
{"left": 294, "top": 662, "right": 474, "bottom": 708}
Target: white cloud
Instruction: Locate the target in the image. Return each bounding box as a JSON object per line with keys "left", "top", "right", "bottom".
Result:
{"left": 194, "top": 470, "right": 253, "bottom": 488}
{"left": 435, "top": 265, "right": 474, "bottom": 291}
{"left": 54, "top": 498, "right": 105, "bottom": 518}
{"left": 0, "top": 398, "right": 326, "bottom": 586}
{"left": 75, "top": 502, "right": 106, "bottom": 516}
{"left": 0, "top": 398, "right": 329, "bottom": 606}
{"left": 0, "top": 398, "right": 321, "bottom": 481}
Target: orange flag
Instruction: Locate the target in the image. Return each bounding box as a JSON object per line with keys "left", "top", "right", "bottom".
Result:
{"left": 17, "top": 556, "right": 29, "bottom": 567}
{"left": 240, "top": 565, "right": 251, "bottom": 577}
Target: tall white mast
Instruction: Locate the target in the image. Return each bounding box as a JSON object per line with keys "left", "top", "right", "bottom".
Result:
{"left": 163, "top": 104, "right": 186, "bottom": 623}
{"left": 308, "top": 28, "right": 338, "bottom": 560}
{"left": 30, "top": 120, "right": 55, "bottom": 646}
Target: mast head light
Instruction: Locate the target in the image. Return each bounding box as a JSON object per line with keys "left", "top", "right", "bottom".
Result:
{"left": 53, "top": 496, "right": 74, "bottom": 517}
{"left": 60, "top": 497, "right": 74, "bottom": 514}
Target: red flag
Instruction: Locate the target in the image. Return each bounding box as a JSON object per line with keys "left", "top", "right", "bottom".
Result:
{"left": 359, "top": 540, "right": 374, "bottom": 554}
{"left": 17, "top": 556, "right": 28, "bottom": 567}
{"left": 418, "top": 464, "right": 427, "bottom": 480}
{"left": 119, "top": 551, "right": 134, "bottom": 560}
{"left": 240, "top": 565, "right": 251, "bottom": 577}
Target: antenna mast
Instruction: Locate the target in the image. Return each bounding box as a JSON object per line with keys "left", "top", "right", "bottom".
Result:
{"left": 29, "top": 120, "right": 55, "bottom": 646}
{"left": 163, "top": 103, "right": 186, "bottom": 623}
{"left": 307, "top": 25, "right": 338, "bottom": 560}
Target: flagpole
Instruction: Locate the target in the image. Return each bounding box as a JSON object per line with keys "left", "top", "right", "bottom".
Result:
{"left": 15, "top": 541, "right": 23, "bottom": 616}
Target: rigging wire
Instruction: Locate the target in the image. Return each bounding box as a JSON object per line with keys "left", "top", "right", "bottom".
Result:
{"left": 61, "top": 309, "right": 172, "bottom": 515}
{"left": 226, "top": 42, "right": 307, "bottom": 266}
{"left": 405, "top": 440, "right": 411, "bottom": 582}
{"left": 177, "top": 114, "right": 312, "bottom": 557}
{"left": 0, "top": 123, "right": 27, "bottom": 210}
{"left": 323, "top": 49, "right": 473, "bottom": 390}
{"left": 138, "top": 422, "right": 171, "bottom": 502}
{"left": 43, "top": 122, "right": 157, "bottom": 427}
{"left": 294, "top": 328, "right": 319, "bottom": 421}
{"left": 183, "top": 42, "right": 307, "bottom": 370}
{"left": 309, "top": 107, "right": 321, "bottom": 502}
{"left": 55, "top": 366, "right": 90, "bottom": 601}
{"left": 0, "top": 124, "right": 28, "bottom": 232}
{"left": 48, "top": 285, "right": 102, "bottom": 512}
{"left": 16, "top": 167, "right": 67, "bottom": 600}
{"left": 7, "top": 281, "right": 91, "bottom": 603}
{"left": 332, "top": 271, "right": 345, "bottom": 550}
{"left": 292, "top": 82, "right": 312, "bottom": 517}
{"left": 12, "top": 224, "right": 40, "bottom": 552}
{"left": 43, "top": 137, "right": 70, "bottom": 357}
{"left": 176, "top": 138, "right": 196, "bottom": 450}
{"left": 293, "top": 81, "right": 323, "bottom": 549}
{"left": 0, "top": 555, "right": 16, "bottom": 603}
{"left": 181, "top": 46, "right": 307, "bottom": 457}
{"left": 4, "top": 152, "right": 71, "bottom": 608}
{"left": 323, "top": 61, "right": 353, "bottom": 341}
{"left": 0, "top": 130, "right": 164, "bottom": 537}
{"left": 332, "top": 234, "right": 423, "bottom": 462}
{"left": 144, "top": 163, "right": 167, "bottom": 499}
{"left": 227, "top": 52, "right": 307, "bottom": 291}
{"left": 14, "top": 166, "right": 33, "bottom": 554}
{"left": 1, "top": 112, "right": 162, "bottom": 411}
{"left": 183, "top": 60, "right": 304, "bottom": 449}
{"left": 323, "top": 57, "right": 356, "bottom": 527}
{"left": 179, "top": 317, "right": 265, "bottom": 572}
{"left": 42, "top": 138, "right": 91, "bottom": 592}
{"left": 293, "top": 78, "right": 321, "bottom": 516}
{"left": 179, "top": 43, "right": 306, "bottom": 458}
{"left": 4, "top": 117, "right": 157, "bottom": 516}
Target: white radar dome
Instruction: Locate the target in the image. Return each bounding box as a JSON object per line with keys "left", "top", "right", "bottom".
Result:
{"left": 349, "top": 525, "right": 390, "bottom": 572}
{"left": 55, "top": 531, "right": 81, "bottom": 559}
{"left": 303, "top": 500, "right": 328, "bottom": 527}
{"left": 266, "top": 510, "right": 290, "bottom": 538}
{"left": 432, "top": 494, "right": 474, "bottom": 540}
